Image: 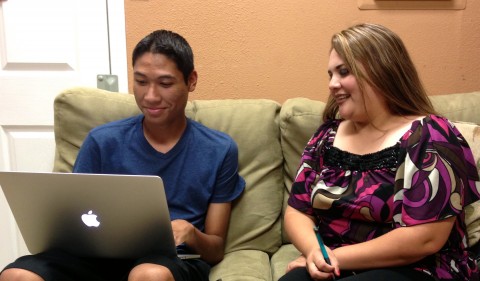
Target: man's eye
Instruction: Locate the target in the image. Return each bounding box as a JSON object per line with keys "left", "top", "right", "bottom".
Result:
{"left": 135, "top": 79, "right": 147, "bottom": 85}
{"left": 160, "top": 83, "right": 173, "bottom": 88}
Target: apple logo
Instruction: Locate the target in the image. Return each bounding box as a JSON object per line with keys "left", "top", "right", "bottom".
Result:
{"left": 81, "top": 210, "right": 100, "bottom": 227}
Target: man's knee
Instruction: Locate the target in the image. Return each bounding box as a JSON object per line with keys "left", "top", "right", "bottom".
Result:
{"left": 0, "top": 268, "right": 45, "bottom": 281}
{"left": 128, "top": 263, "right": 174, "bottom": 281}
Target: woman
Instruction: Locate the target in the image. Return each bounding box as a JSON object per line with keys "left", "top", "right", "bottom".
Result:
{"left": 280, "top": 23, "right": 480, "bottom": 281}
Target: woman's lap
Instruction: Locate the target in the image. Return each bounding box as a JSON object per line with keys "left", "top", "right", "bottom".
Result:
{"left": 279, "top": 266, "right": 434, "bottom": 281}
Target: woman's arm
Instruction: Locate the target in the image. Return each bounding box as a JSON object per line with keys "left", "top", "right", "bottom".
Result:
{"left": 284, "top": 206, "right": 339, "bottom": 279}
{"left": 285, "top": 205, "right": 455, "bottom": 276}
{"left": 284, "top": 206, "right": 318, "bottom": 257}
{"left": 333, "top": 216, "right": 455, "bottom": 270}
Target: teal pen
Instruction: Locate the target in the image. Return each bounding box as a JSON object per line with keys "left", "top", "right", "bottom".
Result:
{"left": 314, "top": 226, "right": 336, "bottom": 280}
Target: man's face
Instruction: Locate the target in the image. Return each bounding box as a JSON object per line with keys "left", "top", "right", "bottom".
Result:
{"left": 133, "top": 52, "right": 197, "bottom": 128}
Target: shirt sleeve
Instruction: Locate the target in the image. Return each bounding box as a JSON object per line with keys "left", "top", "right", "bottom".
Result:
{"left": 210, "top": 139, "right": 245, "bottom": 203}
{"left": 394, "top": 115, "right": 480, "bottom": 227}
{"left": 72, "top": 132, "right": 102, "bottom": 173}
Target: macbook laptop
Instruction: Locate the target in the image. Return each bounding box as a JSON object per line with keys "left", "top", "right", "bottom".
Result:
{"left": 0, "top": 171, "right": 200, "bottom": 260}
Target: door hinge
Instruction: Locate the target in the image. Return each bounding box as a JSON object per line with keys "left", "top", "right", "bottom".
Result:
{"left": 97, "top": 74, "right": 119, "bottom": 92}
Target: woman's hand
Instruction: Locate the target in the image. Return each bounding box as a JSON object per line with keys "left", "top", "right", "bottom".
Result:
{"left": 306, "top": 247, "right": 339, "bottom": 280}
{"left": 284, "top": 206, "right": 340, "bottom": 279}
{"left": 286, "top": 255, "right": 307, "bottom": 272}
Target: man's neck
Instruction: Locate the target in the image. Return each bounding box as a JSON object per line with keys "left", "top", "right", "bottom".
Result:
{"left": 142, "top": 118, "right": 187, "bottom": 153}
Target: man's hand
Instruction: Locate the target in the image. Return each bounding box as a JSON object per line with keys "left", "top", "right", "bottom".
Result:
{"left": 171, "top": 219, "right": 195, "bottom": 246}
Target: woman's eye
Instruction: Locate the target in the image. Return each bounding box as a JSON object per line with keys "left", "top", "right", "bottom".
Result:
{"left": 339, "top": 68, "right": 349, "bottom": 76}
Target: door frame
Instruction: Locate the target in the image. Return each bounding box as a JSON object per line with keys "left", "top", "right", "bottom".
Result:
{"left": 106, "top": 0, "right": 129, "bottom": 93}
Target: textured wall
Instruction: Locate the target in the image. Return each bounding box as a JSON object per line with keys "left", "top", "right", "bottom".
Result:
{"left": 124, "top": 1, "right": 480, "bottom": 103}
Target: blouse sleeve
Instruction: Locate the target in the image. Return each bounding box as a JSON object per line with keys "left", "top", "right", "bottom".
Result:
{"left": 288, "top": 120, "right": 336, "bottom": 216}
{"left": 394, "top": 115, "right": 480, "bottom": 227}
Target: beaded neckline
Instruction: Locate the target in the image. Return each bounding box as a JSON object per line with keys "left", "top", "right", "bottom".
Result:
{"left": 324, "top": 145, "right": 401, "bottom": 171}
{"left": 323, "top": 122, "right": 402, "bottom": 171}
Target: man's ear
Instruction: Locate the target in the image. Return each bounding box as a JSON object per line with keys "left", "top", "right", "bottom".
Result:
{"left": 187, "top": 70, "right": 198, "bottom": 92}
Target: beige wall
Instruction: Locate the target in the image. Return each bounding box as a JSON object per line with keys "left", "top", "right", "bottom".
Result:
{"left": 124, "top": 1, "right": 480, "bottom": 103}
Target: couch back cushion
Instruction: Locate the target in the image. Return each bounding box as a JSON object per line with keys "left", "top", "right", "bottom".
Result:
{"left": 450, "top": 121, "right": 480, "bottom": 246}
{"left": 429, "top": 91, "right": 480, "bottom": 246}
{"left": 53, "top": 87, "right": 142, "bottom": 172}
{"left": 53, "top": 87, "right": 284, "bottom": 254}
{"left": 430, "top": 91, "right": 480, "bottom": 125}
{"left": 279, "top": 98, "right": 326, "bottom": 243}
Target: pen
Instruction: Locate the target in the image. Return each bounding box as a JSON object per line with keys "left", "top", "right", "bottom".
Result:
{"left": 314, "top": 226, "right": 336, "bottom": 280}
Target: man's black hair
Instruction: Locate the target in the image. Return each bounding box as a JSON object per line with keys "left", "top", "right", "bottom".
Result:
{"left": 132, "top": 30, "right": 194, "bottom": 84}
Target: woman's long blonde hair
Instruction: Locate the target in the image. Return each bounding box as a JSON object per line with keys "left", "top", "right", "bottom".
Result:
{"left": 323, "top": 23, "right": 436, "bottom": 121}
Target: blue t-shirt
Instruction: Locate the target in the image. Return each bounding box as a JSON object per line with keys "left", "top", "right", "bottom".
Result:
{"left": 73, "top": 115, "right": 245, "bottom": 232}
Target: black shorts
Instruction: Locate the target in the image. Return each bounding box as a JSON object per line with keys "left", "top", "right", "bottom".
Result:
{"left": 1, "top": 250, "right": 210, "bottom": 281}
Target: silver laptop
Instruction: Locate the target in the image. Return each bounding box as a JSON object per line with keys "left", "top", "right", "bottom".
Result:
{"left": 0, "top": 171, "right": 200, "bottom": 260}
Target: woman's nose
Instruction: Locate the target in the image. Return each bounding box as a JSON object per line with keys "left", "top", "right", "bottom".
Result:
{"left": 329, "top": 76, "right": 340, "bottom": 90}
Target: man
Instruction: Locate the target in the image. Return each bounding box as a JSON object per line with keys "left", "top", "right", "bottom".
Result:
{"left": 0, "top": 30, "right": 245, "bottom": 281}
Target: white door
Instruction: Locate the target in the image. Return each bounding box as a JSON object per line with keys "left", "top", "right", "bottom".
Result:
{"left": 0, "top": 0, "right": 127, "bottom": 268}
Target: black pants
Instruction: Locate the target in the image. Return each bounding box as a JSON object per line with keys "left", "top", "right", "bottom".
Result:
{"left": 279, "top": 266, "right": 435, "bottom": 281}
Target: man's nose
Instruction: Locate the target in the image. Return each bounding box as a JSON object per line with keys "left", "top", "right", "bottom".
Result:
{"left": 145, "top": 84, "right": 159, "bottom": 100}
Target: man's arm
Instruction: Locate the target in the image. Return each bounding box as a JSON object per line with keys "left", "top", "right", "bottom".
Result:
{"left": 172, "top": 202, "right": 232, "bottom": 265}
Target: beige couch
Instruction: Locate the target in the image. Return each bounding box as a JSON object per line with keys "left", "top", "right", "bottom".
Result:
{"left": 53, "top": 87, "right": 480, "bottom": 281}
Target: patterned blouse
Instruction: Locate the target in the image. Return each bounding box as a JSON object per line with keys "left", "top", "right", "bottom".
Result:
{"left": 288, "top": 115, "right": 480, "bottom": 280}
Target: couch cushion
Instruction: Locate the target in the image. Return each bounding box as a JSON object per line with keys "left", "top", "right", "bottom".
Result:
{"left": 53, "top": 87, "right": 141, "bottom": 172}
{"left": 210, "top": 250, "right": 272, "bottom": 281}
{"left": 279, "top": 98, "right": 326, "bottom": 244}
{"left": 280, "top": 98, "right": 326, "bottom": 191}
{"left": 451, "top": 121, "right": 480, "bottom": 247}
{"left": 270, "top": 244, "right": 301, "bottom": 281}
{"left": 186, "top": 99, "right": 284, "bottom": 255}
{"left": 53, "top": 87, "right": 285, "bottom": 256}
{"left": 430, "top": 91, "right": 480, "bottom": 125}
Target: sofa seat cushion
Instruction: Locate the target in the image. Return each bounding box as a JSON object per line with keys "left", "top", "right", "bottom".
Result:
{"left": 209, "top": 250, "right": 272, "bottom": 281}
{"left": 270, "top": 244, "right": 301, "bottom": 281}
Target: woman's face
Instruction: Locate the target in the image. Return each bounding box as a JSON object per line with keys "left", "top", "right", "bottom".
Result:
{"left": 327, "top": 49, "right": 382, "bottom": 122}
